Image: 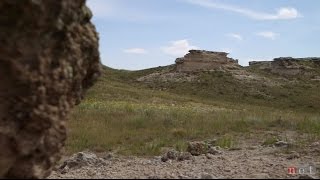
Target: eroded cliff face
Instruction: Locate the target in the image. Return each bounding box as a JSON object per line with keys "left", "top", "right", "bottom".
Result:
{"left": 0, "top": 0, "right": 101, "bottom": 178}
{"left": 175, "top": 50, "right": 239, "bottom": 72}
{"left": 249, "top": 57, "right": 320, "bottom": 76}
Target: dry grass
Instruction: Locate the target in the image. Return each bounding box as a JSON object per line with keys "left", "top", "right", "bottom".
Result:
{"left": 64, "top": 66, "right": 320, "bottom": 156}
{"left": 66, "top": 99, "right": 320, "bottom": 156}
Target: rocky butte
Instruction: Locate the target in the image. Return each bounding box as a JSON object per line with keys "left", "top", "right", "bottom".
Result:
{"left": 175, "top": 50, "right": 240, "bottom": 72}
{"left": 174, "top": 50, "right": 320, "bottom": 76}
{"left": 249, "top": 57, "right": 320, "bottom": 76}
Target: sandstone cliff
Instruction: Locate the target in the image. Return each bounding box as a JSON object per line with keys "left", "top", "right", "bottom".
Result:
{"left": 249, "top": 57, "right": 320, "bottom": 76}
{"left": 175, "top": 50, "right": 239, "bottom": 72}
{"left": 0, "top": 0, "right": 101, "bottom": 178}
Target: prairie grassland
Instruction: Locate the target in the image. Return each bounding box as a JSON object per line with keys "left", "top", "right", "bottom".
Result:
{"left": 65, "top": 67, "right": 320, "bottom": 156}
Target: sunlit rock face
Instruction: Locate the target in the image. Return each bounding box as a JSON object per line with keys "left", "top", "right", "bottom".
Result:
{"left": 175, "top": 50, "right": 239, "bottom": 72}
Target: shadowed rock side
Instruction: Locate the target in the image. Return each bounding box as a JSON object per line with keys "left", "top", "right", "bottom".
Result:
{"left": 0, "top": 0, "right": 101, "bottom": 178}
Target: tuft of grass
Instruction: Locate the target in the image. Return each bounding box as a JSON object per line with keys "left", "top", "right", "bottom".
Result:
{"left": 171, "top": 128, "right": 188, "bottom": 138}
{"left": 216, "top": 136, "right": 236, "bottom": 149}
{"left": 262, "top": 136, "right": 279, "bottom": 147}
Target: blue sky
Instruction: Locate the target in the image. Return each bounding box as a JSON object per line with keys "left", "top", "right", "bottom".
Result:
{"left": 87, "top": 0, "right": 320, "bottom": 70}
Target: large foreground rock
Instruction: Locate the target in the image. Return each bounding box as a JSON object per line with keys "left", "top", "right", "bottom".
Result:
{"left": 0, "top": 0, "right": 101, "bottom": 178}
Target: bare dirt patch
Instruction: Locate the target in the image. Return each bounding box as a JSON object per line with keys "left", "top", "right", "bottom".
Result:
{"left": 49, "top": 138, "right": 320, "bottom": 179}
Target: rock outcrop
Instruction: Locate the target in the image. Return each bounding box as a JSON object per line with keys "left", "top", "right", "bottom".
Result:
{"left": 0, "top": 0, "right": 101, "bottom": 178}
{"left": 58, "top": 152, "right": 106, "bottom": 174}
{"left": 175, "top": 50, "right": 239, "bottom": 72}
{"left": 249, "top": 57, "right": 320, "bottom": 76}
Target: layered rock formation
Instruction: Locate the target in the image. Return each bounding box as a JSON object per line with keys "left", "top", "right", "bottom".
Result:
{"left": 0, "top": 0, "right": 101, "bottom": 178}
{"left": 175, "top": 50, "right": 320, "bottom": 75}
{"left": 249, "top": 57, "right": 320, "bottom": 76}
{"left": 175, "top": 50, "right": 239, "bottom": 72}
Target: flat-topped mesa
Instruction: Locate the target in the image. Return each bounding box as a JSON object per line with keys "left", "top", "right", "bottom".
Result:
{"left": 249, "top": 61, "right": 270, "bottom": 66}
{"left": 249, "top": 57, "right": 320, "bottom": 76}
{"left": 175, "top": 50, "right": 239, "bottom": 72}
{"left": 274, "top": 57, "right": 320, "bottom": 62}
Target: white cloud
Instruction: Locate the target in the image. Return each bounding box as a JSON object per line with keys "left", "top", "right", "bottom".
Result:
{"left": 226, "top": 33, "right": 243, "bottom": 41}
{"left": 220, "top": 48, "right": 232, "bottom": 54}
{"left": 256, "top": 31, "right": 279, "bottom": 40}
{"left": 123, "top": 48, "right": 148, "bottom": 54}
{"left": 162, "top": 40, "right": 199, "bottom": 57}
{"left": 186, "top": 0, "right": 301, "bottom": 20}
{"left": 276, "top": 7, "right": 300, "bottom": 20}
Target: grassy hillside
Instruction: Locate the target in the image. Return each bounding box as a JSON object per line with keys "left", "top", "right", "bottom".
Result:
{"left": 65, "top": 66, "right": 320, "bottom": 156}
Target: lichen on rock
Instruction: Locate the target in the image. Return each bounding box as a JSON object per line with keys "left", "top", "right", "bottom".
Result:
{"left": 0, "top": 0, "right": 101, "bottom": 178}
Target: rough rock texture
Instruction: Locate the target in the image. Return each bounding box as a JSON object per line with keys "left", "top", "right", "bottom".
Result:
{"left": 249, "top": 57, "right": 320, "bottom": 76}
{"left": 175, "top": 50, "right": 239, "bottom": 72}
{"left": 49, "top": 145, "right": 320, "bottom": 179}
{"left": 161, "top": 150, "right": 193, "bottom": 162}
{"left": 187, "top": 141, "right": 210, "bottom": 156}
{"left": 0, "top": 0, "right": 101, "bottom": 178}
{"left": 57, "top": 152, "right": 106, "bottom": 174}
